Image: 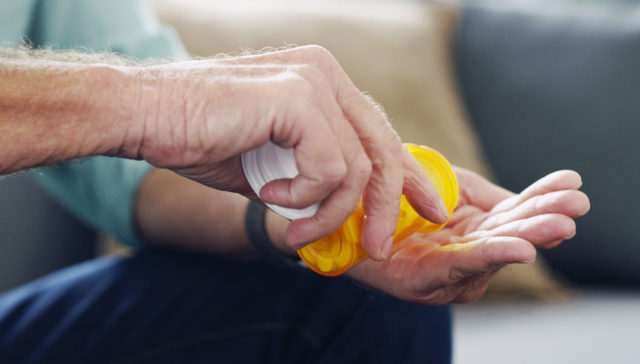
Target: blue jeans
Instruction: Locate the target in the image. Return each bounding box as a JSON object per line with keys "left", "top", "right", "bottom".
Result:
{"left": 0, "top": 248, "right": 451, "bottom": 363}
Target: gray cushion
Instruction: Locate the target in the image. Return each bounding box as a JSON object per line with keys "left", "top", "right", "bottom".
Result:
{"left": 454, "top": 2, "right": 640, "bottom": 285}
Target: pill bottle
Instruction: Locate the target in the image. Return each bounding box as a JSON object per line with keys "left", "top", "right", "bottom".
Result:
{"left": 242, "top": 142, "right": 459, "bottom": 276}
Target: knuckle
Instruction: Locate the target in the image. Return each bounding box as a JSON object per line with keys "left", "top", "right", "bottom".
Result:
{"left": 323, "top": 159, "right": 348, "bottom": 185}
{"left": 549, "top": 193, "right": 567, "bottom": 211}
{"left": 456, "top": 167, "right": 479, "bottom": 185}
{"left": 355, "top": 155, "right": 373, "bottom": 183}
{"left": 369, "top": 155, "right": 385, "bottom": 172}
{"left": 323, "top": 203, "right": 357, "bottom": 227}
{"left": 277, "top": 75, "right": 315, "bottom": 107}
{"left": 301, "top": 44, "right": 333, "bottom": 63}
{"left": 299, "top": 45, "right": 342, "bottom": 81}
{"left": 308, "top": 212, "right": 340, "bottom": 239}
{"left": 369, "top": 135, "right": 401, "bottom": 173}
{"left": 386, "top": 130, "right": 403, "bottom": 153}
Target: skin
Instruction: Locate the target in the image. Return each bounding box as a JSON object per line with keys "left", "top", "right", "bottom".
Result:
{"left": 0, "top": 45, "right": 448, "bottom": 260}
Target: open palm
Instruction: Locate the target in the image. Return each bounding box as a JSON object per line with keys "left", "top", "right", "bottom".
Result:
{"left": 348, "top": 168, "right": 590, "bottom": 305}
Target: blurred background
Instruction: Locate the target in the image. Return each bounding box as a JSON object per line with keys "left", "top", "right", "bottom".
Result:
{"left": 1, "top": 0, "right": 639, "bottom": 363}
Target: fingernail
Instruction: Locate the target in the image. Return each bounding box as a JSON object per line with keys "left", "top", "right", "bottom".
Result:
{"left": 378, "top": 236, "right": 394, "bottom": 260}
{"left": 286, "top": 234, "right": 307, "bottom": 251}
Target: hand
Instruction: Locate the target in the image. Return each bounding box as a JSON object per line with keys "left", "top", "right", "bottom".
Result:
{"left": 133, "top": 45, "right": 448, "bottom": 258}
{"left": 347, "top": 168, "right": 590, "bottom": 305}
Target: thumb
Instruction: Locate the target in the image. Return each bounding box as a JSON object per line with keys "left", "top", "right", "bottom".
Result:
{"left": 442, "top": 236, "right": 537, "bottom": 283}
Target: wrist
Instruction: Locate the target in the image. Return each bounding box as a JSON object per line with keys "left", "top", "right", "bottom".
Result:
{"left": 73, "top": 63, "right": 148, "bottom": 159}
{"left": 264, "top": 209, "right": 294, "bottom": 256}
{"left": 246, "top": 201, "right": 300, "bottom": 267}
{"left": 126, "top": 64, "right": 193, "bottom": 168}
{"left": 95, "top": 65, "right": 154, "bottom": 160}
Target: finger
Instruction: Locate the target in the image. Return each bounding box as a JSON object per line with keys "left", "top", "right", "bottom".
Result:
{"left": 461, "top": 213, "right": 577, "bottom": 248}
{"left": 453, "top": 166, "right": 514, "bottom": 211}
{"left": 445, "top": 237, "right": 537, "bottom": 282}
{"left": 360, "top": 153, "right": 404, "bottom": 261}
{"left": 477, "top": 190, "right": 590, "bottom": 232}
{"left": 259, "top": 130, "right": 346, "bottom": 209}
{"left": 258, "top": 88, "right": 362, "bottom": 247}
{"left": 491, "top": 170, "right": 583, "bottom": 214}
{"left": 284, "top": 86, "right": 372, "bottom": 247}
{"left": 402, "top": 147, "right": 450, "bottom": 224}
{"left": 338, "top": 92, "right": 405, "bottom": 260}
{"left": 285, "top": 186, "right": 361, "bottom": 249}
{"left": 261, "top": 95, "right": 370, "bottom": 213}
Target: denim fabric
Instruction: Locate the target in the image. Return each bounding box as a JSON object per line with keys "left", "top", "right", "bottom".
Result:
{"left": 0, "top": 250, "right": 451, "bottom": 364}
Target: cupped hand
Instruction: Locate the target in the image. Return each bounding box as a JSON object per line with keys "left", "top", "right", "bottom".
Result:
{"left": 134, "top": 45, "right": 447, "bottom": 258}
{"left": 347, "top": 168, "right": 590, "bottom": 305}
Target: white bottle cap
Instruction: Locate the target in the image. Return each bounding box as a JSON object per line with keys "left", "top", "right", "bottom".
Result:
{"left": 241, "top": 141, "right": 319, "bottom": 220}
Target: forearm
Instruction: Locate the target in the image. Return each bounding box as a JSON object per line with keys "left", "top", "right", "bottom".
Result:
{"left": 135, "top": 168, "right": 293, "bottom": 257}
{"left": 0, "top": 54, "right": 143, "bottom": 174}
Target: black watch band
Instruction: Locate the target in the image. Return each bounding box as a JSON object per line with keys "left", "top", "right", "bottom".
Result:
{"left": 245, "top": 200, "right": 300, "bottom": 268}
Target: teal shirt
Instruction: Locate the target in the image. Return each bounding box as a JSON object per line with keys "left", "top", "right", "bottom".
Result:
{"left": 1, "top": 0, "right": 188, "bottom": 246}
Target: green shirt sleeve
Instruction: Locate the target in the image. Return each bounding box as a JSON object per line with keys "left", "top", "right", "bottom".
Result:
{"left": 23, "top": 0, "right": 189, "bottom": 247}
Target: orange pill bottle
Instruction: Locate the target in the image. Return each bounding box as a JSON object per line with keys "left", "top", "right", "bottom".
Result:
{"left": 297, "top": 144, "right": 459, "bottom": 276}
